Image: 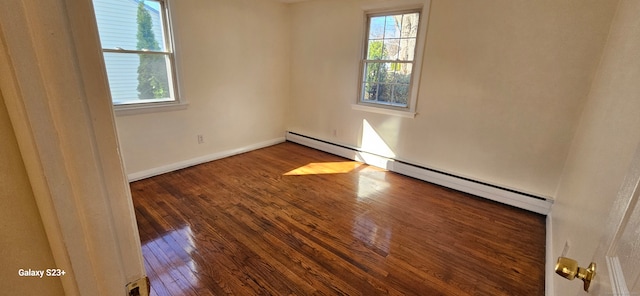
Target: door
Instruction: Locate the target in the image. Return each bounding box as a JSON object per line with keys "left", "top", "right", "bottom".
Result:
{"left": 587, "top": 145, "right": 640, "bottom": 295}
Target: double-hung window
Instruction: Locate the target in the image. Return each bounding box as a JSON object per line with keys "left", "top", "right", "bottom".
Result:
{"left": 93, "top": 0, "right": 180, "bottom": 110}
{"left": 357, "top": 7, "right": 427, "bottom": 117}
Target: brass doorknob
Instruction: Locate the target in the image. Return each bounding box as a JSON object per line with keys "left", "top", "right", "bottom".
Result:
{"left": 555, "top": 257, "right": 596, "bottom": 292}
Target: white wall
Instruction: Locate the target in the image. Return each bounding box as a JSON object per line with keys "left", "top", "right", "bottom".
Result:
{"left": 552, "top": 0, "right": 640, "bottom": 293}
{"left": 287, "top": 0, "right": 618, "bottom": 198}
{"left": 115, "top": 0, "right": 290, "bottom": 176}
{"left": 116, "top": 0, "right": 622, "bottom": 199}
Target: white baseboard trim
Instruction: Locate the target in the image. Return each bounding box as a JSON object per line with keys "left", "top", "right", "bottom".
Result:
{"left": 286, "top": 131, "right": 553, "bottom": 215}
{"left": 127, "top": 137, "right": 286, "bottom": 182}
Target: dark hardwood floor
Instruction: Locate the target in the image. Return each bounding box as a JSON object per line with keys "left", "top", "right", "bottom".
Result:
{"left": 130, "top": 142, "right": 545, "bottom": 296}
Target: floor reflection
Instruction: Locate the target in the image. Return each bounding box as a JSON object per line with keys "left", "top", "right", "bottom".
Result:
{"left": 352, "top": 213, "right": 392, "bottom": 255}
{"left": 141, "top": 225, "right": 199, "bottom": 295}
{"left": 356, "top": 167, "right": 390, "bottom": 200}
{"left": 353, "top": 169, "right": 393, "bottom": 254}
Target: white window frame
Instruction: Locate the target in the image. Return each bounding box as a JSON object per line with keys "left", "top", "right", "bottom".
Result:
{"left": 94, "top": 0, "right": 185, "bottom": 115}
{"left": 353, "top": 2, "right": 430, "bottom": 118}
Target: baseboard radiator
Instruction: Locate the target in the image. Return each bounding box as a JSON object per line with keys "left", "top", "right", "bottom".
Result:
{"left": 286, "top": 131, "right": 553, "bottom": 215}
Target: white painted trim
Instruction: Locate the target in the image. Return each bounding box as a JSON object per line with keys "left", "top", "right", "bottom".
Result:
{"left": 114, "top": 101, "right": 189, "bottom": 116}
{"left": 361, "top": 0, "right": 430, "bottom": 12}
{"left": 546, "top": 213, "right": 554, "bottom": 296}
{"left": 393, "top": 162, "right": 552, "bottom": 214}
{"left": 607, "top": 256, "right": 630, "bottom": 296}
{"left": 286, "top": 131, "right": 553, "bottom": 215}
{"left": 351, "top": 103, "right": 417, "bottom": 118}
{"left": 0, "top": 0, "right": 147, "bottom": 294}
{"left": 128, "top": 137, "right": 286, "bottom": 181}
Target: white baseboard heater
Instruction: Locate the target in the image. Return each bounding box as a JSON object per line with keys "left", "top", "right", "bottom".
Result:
{"left": 286, "top": 131, "right": 553, "bottom": 215}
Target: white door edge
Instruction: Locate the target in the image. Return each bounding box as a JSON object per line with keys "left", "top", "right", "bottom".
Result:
{"left": 606, "top": 256, "right": 630, "bottom": 296}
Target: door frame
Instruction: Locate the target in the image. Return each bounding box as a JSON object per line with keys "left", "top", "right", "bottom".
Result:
{"left": 0, "top": 0, "right": 145, "bottom": 294}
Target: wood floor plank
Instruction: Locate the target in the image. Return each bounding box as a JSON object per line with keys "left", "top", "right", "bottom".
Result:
{"left": 131, "top": 142, "right": 545, "bottom": 295}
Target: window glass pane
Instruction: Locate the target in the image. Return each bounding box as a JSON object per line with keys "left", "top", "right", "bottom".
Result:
{"left": 361, "top": 61, "right": 412, "bottom": 106}
{"left": 392, "top": 63, "right": 413, "bottom": 83}
{"left": 94, "top": 0, "right": 166, "bottom": 52}
{"left": 384, "top": 15, "right": 400, "bottom": 38}
{"left": 379, "top": 63, "right": 397, "bottom": 103}
{"left": 392, "top": 84, "right": 409, "bottom": 106}
{"left": 369, "top": 16, "right": 385, "bottom": 39}
{"left": 378, "top": 63, "right": 395, "bottom": 84}
{"left": 362, "top": 83, "right": 378, "bottom": 102}
{"left": 377, "top": 83, "right": 392, "bottom": 103}
{"left": 382, "top": 39, "right": 400, "bottom": 60}
{"left": 367, "top": 40, "right": 385, "bottom": 60}
{"left": 400, "top": 13, "right": 420, "bottom": 38}
{"left": 103, "top": 52, "right": 173, "bottom": 105}
{"left": 363, "top": 62, "right": 386, "bottom": 84}
{"left": 398, "top": 39, "right": 416, "bottom": 61}
{"left": 391, "top": 63, "right": 412, "bottom": 106}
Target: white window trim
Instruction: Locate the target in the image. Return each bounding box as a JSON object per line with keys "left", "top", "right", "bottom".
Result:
{"left": 97, "top": 0, "right": 185, "bottom": 115}
{"left": 353, "top": 0, "right": 431, "bottom": 118}
{"left": 114, "top": 100, "right": 188, "bottom": 116}
{"left": 351, "top": 102, "right": 417, "bottom": 118}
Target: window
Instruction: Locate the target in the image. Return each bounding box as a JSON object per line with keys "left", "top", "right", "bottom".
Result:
{"left": 356, "top": 8, "right": 427, "bottom": 117}
{"left": 93, "top": 0, "right": 180, "bottom": 109}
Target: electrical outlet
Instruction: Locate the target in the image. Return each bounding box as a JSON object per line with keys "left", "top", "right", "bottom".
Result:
{"left": 197, "top": 134, "right": 204, "bottom": 144}
{"left": 126, "top": 277, "right": 150, "bottom": 296}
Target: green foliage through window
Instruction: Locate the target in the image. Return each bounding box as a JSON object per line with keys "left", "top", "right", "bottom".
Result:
{"left": 136, "top": 1, "right": 169, "bottom": 100}
{"left": 361, "top": 11, "right": 419, "bottom": 107}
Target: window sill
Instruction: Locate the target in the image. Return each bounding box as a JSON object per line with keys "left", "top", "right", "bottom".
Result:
{"left": 351, "top": 103, "right": 416, "bottom": 118}
{"left": 114, "top": 101, "right": 189, "bottom": 116}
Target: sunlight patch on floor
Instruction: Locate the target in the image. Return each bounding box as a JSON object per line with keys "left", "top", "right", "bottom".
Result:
{"left": 284, "top": 161, "right": 365, "bottom": 175}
